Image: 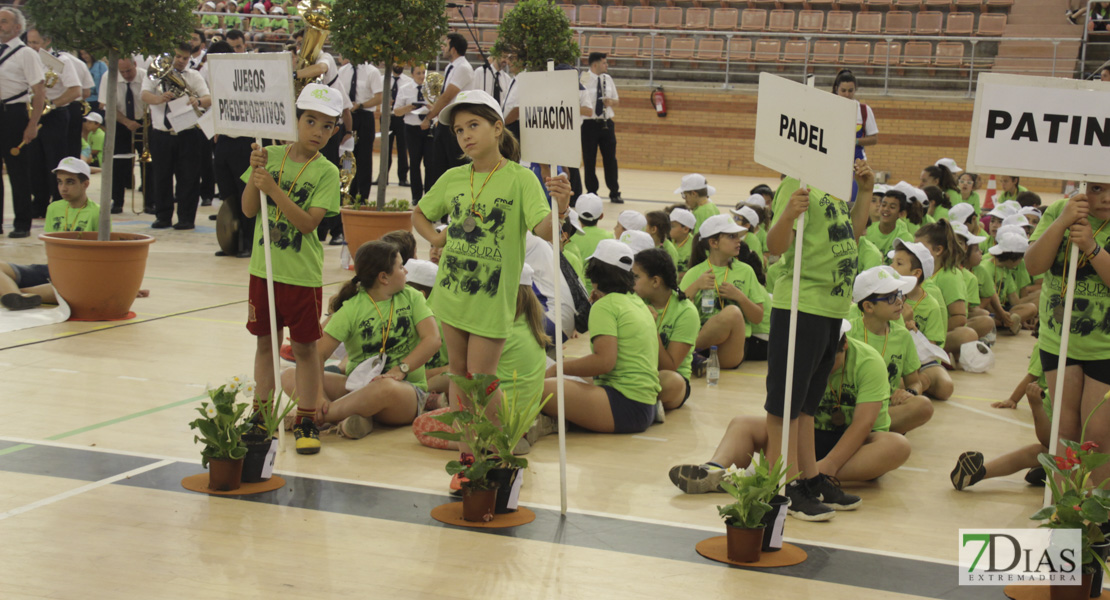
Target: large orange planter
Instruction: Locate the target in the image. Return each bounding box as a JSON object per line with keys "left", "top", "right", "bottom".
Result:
{"left": 340, "top": 208, "right": 413, "bottom": 256}
{"left": 40, "top": 231, "right": 155, "bottom": 321}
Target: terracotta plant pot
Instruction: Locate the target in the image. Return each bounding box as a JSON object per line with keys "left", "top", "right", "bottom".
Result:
{"left": 1048, "top": 571, "right": 1094, "bottom": 600}
{"left": 207, "top": 457, "right": 244, "bottom": 492}
{"left": 340, "top": 208, "right": 412, "bottom": 256}
{"left": 40, "top": 231, "right": 155, "bottom": 320}
{"left": 461, "top": 483, "right": 499, "bottom": 523}
{"left": 759, "top": 495, "right": 789, "bottom": 552}
{"left": 725, "top": 523, "right": 765, "bottom": 563}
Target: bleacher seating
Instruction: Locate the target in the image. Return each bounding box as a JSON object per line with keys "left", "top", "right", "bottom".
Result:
{"left": 696, "top": 38, "right": 725, "bottom": 63}
{"left": 826, "top": 11, "right": 853, "bottom": 33}
{"left": 886, "top": 11, "right": 912, "bottom": 35}
{"left": 768, "top": 10, "right": 795, "bottom": 32}
{"left": 657, "top": 7, "right": 683, "bottom": 29}
{"left": 475, "top": 2, "right": 499, "bottom": 24}
{"left": 812, "top": 40, "right": 842, "bottom": 64}
{"left": 935, "top": 41, "right": 967, "bottom": 70}
{"left": 630, "top": 6, "right": 655, "bottom": 28}
{"left": 843, "top": 41, "right": 872, "bottom": 65}
{"left": 798, "top": 10, "right": 825, "bottom": 33}
{"left": 915, "top": 11, "right": 943, "bottom": 35}
{"left": 605, "top": 6, "right": 629, "bottom": 28}
{"left": 711, "top": 8, "right": 739, "bottom": 30}
{"left": 856, "top": 12, "right": 883, "bottom": 34}
{"left": 946, "top": 12, "right": 974, "bottom": 35}
{"left": 740, "top": 9, "right": 767, "bottom": 32}
{"left": 684, "top": 7, "right": 711, "bottom": 30}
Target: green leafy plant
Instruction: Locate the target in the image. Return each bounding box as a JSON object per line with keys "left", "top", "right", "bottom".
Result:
{"left": 717, "top": 452, "right": 797, "bottom": 529}
{"left": 252, "top": 389, "right": 296, "bottom": 440}
{"left": 491, "top": 373, "right": 550, "bottom": 470}
{"left": 25, "top": 0, "right": 198, "bottom": 240}
{"left": 189, "top": 376, "right": 254, "bottom": 468}
{"left": 492, "top": 0, "right": 579, "bottom": 73}
{"left": 345, "top": 195, "right": 412, "bottom": 212}
{"left": 330, "top": 0, "right": 448, "bottom": 209}
{"left": 426, "top": 373, "right": 502, "bottom": 491}
{"left": 1031, "top": 393, "right": 1110, "bottom": 575}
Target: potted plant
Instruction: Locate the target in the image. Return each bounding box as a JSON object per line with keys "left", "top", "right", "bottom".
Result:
{"left": 340, "top": 196, "right": 413, "bottom": 256}
{"left": 241, "top": 389, "right": 296, "bottom": 483}
{"left": 27, "top": 0, "right": 195, "bottom": 319}
{"left": 487, "top": 375, "right": 550, "bottom": 513}
{"left": 426, "top": 374, "right": 503, "bottom": 522}
{"left": 188, "top": 376, "right": 254, "bottom": 492}
{"left": 330, "top": 0, "right": 447, "bottom": 211}
{"left": 716, "top": 451, "right": 797, "bottom": 563}
{"left": 1031, "top": 394, "right": 1110, "bottom": 599}
{"left": 492, "top": 0, "right": 579, "bottom": 73}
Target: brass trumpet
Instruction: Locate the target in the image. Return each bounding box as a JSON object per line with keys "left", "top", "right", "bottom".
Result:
{"left": 293, "top": 0, "right": 331, "bottom": 97}
{"left": 147, "top": 53, "right": 205, "bottom": 117}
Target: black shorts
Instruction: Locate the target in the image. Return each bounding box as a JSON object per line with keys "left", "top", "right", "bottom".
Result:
{"left": 7, "top": 263, "right": 50, "bottom": 288}
{"left": 1039, "top": 349, "right": 1110, "bottom": 386}
{"left": 764, "top": 309, "right": 843, "bottom": 419}
{"left": 603, "top": 386, "right": 655, "bottom": 434}
{"left": 674, "top": 376, "right": 692, "bottom": 410}
{"left": 745, "top": 336, "right": 769, "bottom": 361}
{"left": 814, "top": 429, "right": 844, "bottom": 461}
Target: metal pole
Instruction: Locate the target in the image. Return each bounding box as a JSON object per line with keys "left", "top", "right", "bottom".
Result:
{"left": 1080, "top": 0, "right": 1093, "bottom": 75}
{"left": 967, "top": 40, "right": 976, "bottom": 98}
{"left": 801, "top": 36, "right": 810, "bottom": 82}
{"left": 724, "top": 34, "right": 732, "bottom": 89}
{"left": 883, "top": 38, "right": 892, "bottom": 96}
{"left": 1053, "top": 40, "right": 1059, "bottom": 78}
{"left": 649, "top": 33, "right": 656, "bottom": 87}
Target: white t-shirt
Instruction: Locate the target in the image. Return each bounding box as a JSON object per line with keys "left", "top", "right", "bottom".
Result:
{"left": 394, "top": 80, "right": 428, "bottom": 127}
{"left": 525, "top": 232, "right": 576, "bottom": 339}
{"left": 0, "top": 40, "right": 45, "bottom": 103}
{"left": 855, "top": 101, "right": 879, "bottom": 136}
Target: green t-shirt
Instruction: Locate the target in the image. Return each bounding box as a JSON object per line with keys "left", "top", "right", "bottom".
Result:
{"left": 691, "top": 201, "right": 721, "bottom": 235}
{"left": 932, "top": 206, "right": 950, "bottom": 223}
{"left": 249, "top": 16, "right": 270, "bottom": 30}
{"left": 1005, "top": 261, "right": 1033, "bottom": 293}
{"left": 83, "top": 128, "right": 104, "bottom": 166}
{"left": 241, "top": 146, "right": 339, "bottom": 287}
{"left": 590, "top": 292, "right": 661, "bottom": 404}
{"left": 857, "top": 236, "right": 884, "bottom": 274}
{"left": 961, "top": 268, "right": 980, "bottom": 308}
{"left": 323, "top": 287, "right": 435, "bottom": 391}
{"left": 743, "top": 230, "right": 766, "bottom": 270}
{"left": 673, "top": 235, "right": 693, "bottom": 273}
{"left": 814, "top": 337, "right": 891, "bottom": 433}
{"left": 45, "top": 199, "right": 100, "bottom": 233}
{"left": 655, "top": 291, "right": 699, "bottom": 380}
{"left": 770, "top": 178, "right": 857, "bottom": 319}
{"left": 978, "top": 260, "right": 1014, "bottom": 301}
{"left": 420, "top": 161, "right": 550, "bottom": 339}
{"left": 680, "top": 259, "right": 769, "bottom": 333}
{"left": 568, "top": 225, "right": 613, "bottom": 263}
{"left": 864, "top": 220, "right": 911, "bottom": 259}
{"left": 946, "top": 189, "right": 974, "bottom": 215}
{"left": 998, "top": 185, "right": 1029, "bottom": 205}
{"left": 201, "top": 14, "right": 219, "bottom": 28}
{"left": 225, "top": 15, "right": 243, "bottom": 29}
{"left": 662, "top": 238, "right": 679, "bottom": 268}
{"left": 271, "top": 17, "right": 290, "bottom": 31}
{"left": 563, "top": 244, "right": 586, "bottom": 289}
{"left": 847, "top": 316, "right": 921, "bottom": 393}
{"left": 921, "top": 279, "right": 948, "bottom": 332}
{"left": 902, "top": 219, "right": 923, "bottom": 236}
{"left": 497, "top": 314, "right": 547, "bottom": 410}
{"left": 908, "top": 288, "right": 946, "bottom": 346}
{"left": 933, "top": 266, "right": 968, "bottom": 308}
{"left": 1031, "top": 198, "right": 1110, "bottom": 360}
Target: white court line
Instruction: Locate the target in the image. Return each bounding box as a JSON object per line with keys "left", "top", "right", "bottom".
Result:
{"left": 946, "top": 400, "right": 1034, "bottom": 430}
{"left": 0, "top": 459, "right": 173, "bottom": 521}
{"left": 117, "top": 376, "right": 149, "bottom": 381}
{"left": 0, "top": 436, "right": 956, "bottom": 567}
{"left": 48, "top": 368, "right": 79, "bottom": 374}
{"left": 898, "top": 466, "right": 930, "bottom": 473}
{"left": 631, "top": 435, "right": 668, "bottom": 442}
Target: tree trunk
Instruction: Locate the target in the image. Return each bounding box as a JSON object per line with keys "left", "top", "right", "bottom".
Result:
{"left": 376, "top": 57, "right": 393, "bottom": 210}
{"left": 97, "top": 50, "right": 120, "bottom": 241}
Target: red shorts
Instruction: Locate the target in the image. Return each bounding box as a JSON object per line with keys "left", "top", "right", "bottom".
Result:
{"left": 246, "top": 275, "right": 323, "bottom": 344}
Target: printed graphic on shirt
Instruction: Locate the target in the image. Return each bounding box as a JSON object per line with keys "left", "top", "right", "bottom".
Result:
{"left": 259, "top": 178, "right": 318, "bottom": 252}
{"left": 437, "top": 192, "right": 513, "bottom": 299}
{"left": 822, "top": 194, "right": 859, "bottom": 300}
{"left": 1044, "top": 240, "right": 1110, "bottom": 337}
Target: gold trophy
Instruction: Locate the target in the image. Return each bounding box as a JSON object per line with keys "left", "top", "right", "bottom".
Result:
{"left": 293, "top": 0, "right": 331, "bottom": 97}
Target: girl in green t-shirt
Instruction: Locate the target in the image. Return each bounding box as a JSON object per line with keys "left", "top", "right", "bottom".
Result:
{"left": 541, "top": 240, "right": 661, "bottom": 434}
{"left": 889, "top": 239, "right": 954, "bottom": 401}
{"left": 645, "top": 210, "right": 680, "bottom": 269}
{"left": 731, "top": 204, "right": 767, "bottom": 270}
{"left": 954, "top": 225, "right": 998, "bottom": 339}
{"left": 679, "top": 214, "right": 766, "bottom": 370}
{"left": 633, "top": 248, "right": 699, "bottom": 412}
{"left": 309, "top": 242, "right": 442, "bottom": 440}
{"left": 923, "top": 185, "right": 951, "bottom": 225}
{"left": 922, "top": 164, "right": 965, "bottom": 214}
{"left": 996, "top": 175, "right": 1029, "bottom": 205}
{"left": 956, "top": 173, "right": 981, "bottom": 216}
{"left": 914, "top": 221, "right": 982, "bottom": 356}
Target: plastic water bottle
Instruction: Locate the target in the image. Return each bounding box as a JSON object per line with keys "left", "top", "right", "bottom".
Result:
{"left": 707, "top": 346, "right": 720, "bottom": 387}
{"left": 700, "top": 289, "right": 716, "bottom": 315}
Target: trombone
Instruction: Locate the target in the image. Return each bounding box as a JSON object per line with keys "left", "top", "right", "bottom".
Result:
{"left": 130, "top": 109, "right": 151, "bottom": 214}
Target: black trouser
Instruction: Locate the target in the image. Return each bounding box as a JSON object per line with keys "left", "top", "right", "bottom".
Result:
{"left": 199, "top": 134, "right": 215, "bottom": 201}
{"left": 581, "top": 118, "right": 619, "bottom": 197}
{"left": 425, "top": 122, "right": 464, "bottom": 193}
{"left": 404, "top": 122, "right": 433, "bottom": 203}
{"left": 0, "top": 104, "right": 32, "bottom": 232}
{"left": 150, "top": 127, "right": 203, "bottom": 225}
{"left": 317, "top": 124, "right": 346, "bottom": 240}
{"left": 213, "top": 134, "right": 254, "bottom": 251}
{"left": 351, "top": 109, "right": 375, "bottom": 201}
{"left": 387, "top": 115, "right": 408, "bottom": 183}
{"left": 110, "top": 122, "right": 148, "bottom": 211}
{"left": 66, "top": 102, "right": 83, "bottom": 159}
{"left": 28, "top": 108, "right": 69, "bottom": 215}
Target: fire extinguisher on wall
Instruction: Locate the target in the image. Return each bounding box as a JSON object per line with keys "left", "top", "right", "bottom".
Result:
{"left": 652, "top": 86, "right": 666, "bottom": 118}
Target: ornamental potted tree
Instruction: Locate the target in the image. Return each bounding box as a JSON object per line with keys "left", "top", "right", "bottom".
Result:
{"left": 241, "top": 389, "right": 296, "bottom": 483}
{"left": 488, "top": 376, "right": 550, "bottom": 513}
{"left": 340, "top": 197, "right": 412, "bottom": 258}
{"left": 330, "top": 0, "right": 447, "bottom": 252}
{"left": 492, "top": 0, "right": 580, "bottom": 73}
{"left": 189, "top": 377, "right": 255, "bottom": 491}
{"left": 427, "top": 374, "right": 503, "bottom": 522}
{"left": 26, "top": 0, "right": 195, "bottom": 319}
{"left": 716, "top": 451, "right": 797, "bottom": 563}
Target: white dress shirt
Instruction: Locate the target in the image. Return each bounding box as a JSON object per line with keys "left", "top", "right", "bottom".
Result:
{"left": 394, "top": 80, "right": 428, "bottom": 127}
{"left": 0, "top": 39, "right": 44, "bottom": 104}
{"left": 338, "top": 63, "right": 383, "bottom": 113}
{"left": 58, "top": 52, "right": 93, "bottom": 91}
{"left": 472, "top": 64, "right": 511, "bottom": 102}
{"left": 42, "top": 52, "right": 81, "bottom": 104}
{"left": 581, "top": 71, "right": 618, "bottom": 120}
{"left": 442, "top": 55, "right": 473, "bottom": 94}
{"left": 142, "top": 68, "right": 210, "bottom": 132}
{"left": 99, "top": 67, "right": 147, "bottom": 118}
{"left": 318, "top": 52, "right": 339, "bottom": 88}
{"left": 387, "top": 72, "right": 413, "bottom": 113}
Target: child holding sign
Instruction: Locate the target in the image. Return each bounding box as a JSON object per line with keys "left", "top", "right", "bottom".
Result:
{"left": 412, "top": 90, "right": 571, "bottom": 426}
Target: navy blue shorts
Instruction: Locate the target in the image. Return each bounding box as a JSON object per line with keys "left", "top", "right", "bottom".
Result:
{"left": 7, "top": 263, "right": 50, "bottom": 288}
{"left": 603, "top": 385, "right": 655, "bottom": 434}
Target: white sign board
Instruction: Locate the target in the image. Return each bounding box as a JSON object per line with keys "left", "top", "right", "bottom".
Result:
{"left": 206, "top": 53, "right": 297, "bottom": 140}
{"left": 967, "top": 73, "right": 1110, "bottom": 181}
{"left": 754, "top": 72, "right": 858, "bottom": 201}
{"left": 516, "top": 69, "right": 583, "bottom": 167}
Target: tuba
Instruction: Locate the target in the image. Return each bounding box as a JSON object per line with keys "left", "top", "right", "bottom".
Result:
{"left": 422, "top": 71, "right": 444, "bottom": 105}
{"left": 339, "top": 149, "right": 356, "bottom": 206}
{"left": 147, "top": 53, "right": 204, "bottom": 117}
{"left": 293, "top": 0, "right": 331, "bottom": 97}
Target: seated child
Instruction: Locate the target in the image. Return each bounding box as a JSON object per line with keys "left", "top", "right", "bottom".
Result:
{"left": 983, "top": 231, "right": 1039, "bottom": 332}
{"left": 633, "top": 248, "right": 698, "bottom": 412}
{"left": 952, "top": 222, "right": 998, "bottom": 339}
{"left": 666, "top": 206, "right": 696, "bottom": 273}
{"left": 404, "top": 258, "right": 449, "bottom": 395}
{"left": 865, "top": 187, "right": 912, "bottom": 257}
{"left": 888, "top": 239, "right": 954, "bottom": 401}
{"left": 913, "top": 221, "right": 981, "bottom": 357}
{"left": 675, "top": 173, "right": 721, "bottom": 234}
{"left": 645, "top": 210, "right": 679, "bottom": 268}
{"left": 380, "top": 229, "right": 416, "bottom": 263}
{"left": 565, "top": 193, "right": 611, "bottom": 260}
{"left": 731, "top": 205, "right": 766, "bottom": 270}
{"left": 614, "top": 209, "right": 646, "bottom": 239}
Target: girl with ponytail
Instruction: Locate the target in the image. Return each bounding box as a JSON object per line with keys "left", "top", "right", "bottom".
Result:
{"left": 914, "top": 220, "right": 981, "bottom": 355}
{"left": 922, "top": 164, "right": 966, "bottom": 214}
{"left": 633, "top": 248, "right": 700, "bottom": 412}
{"left": 286, "top": 241, "right": 442, "bottom": 440}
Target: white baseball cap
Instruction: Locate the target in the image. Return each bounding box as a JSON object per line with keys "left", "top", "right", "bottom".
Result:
{"left": 887, "top": 238, "right": 935, "bottom": 279}
{"left": 296, "top": 83, "right": 344, "bottom": 117}
{"left": 617, "top": 210, "right": 647, "bottom": 232}
{"left": 566, "top": 208, "right": 584, "bottom": 233}
{"left": 575, "top": 193, "right": 603, "bottom": 220}
{"left": 840, "top": 319, "right": 852, "bottom": 338}
{"left": 53, "top": 156, "right": 91, "bottom": 178}
{"left": 204, "top": 1, "right": 215, "bottom": 7}
{"left": 744, "top": 193, "right": 767, "bottom": 208}
{"left": 852, "top": 265, "right": 917, "bottom": 304}
{"left": 989, "top": 232, "right": 1030, "bottom": 256}
{"left": 670, "top": 207, "right": 696, "bottom": 230}
{"left": 252, "top": 2, "right": 265, "bottom": 11}
{"left": 699, "top": 213, "right": 746, "bottom": 238}
{"left": 588, "top": 238, "right": 635, "bottom": 271}
{"left": 995, "top": 224, "right": 1027, "bottom": 240}
{"left": 404, "top": 259, "right": 438, "bottom": 288}
{"left": 520, "top": 263, "right": 535, "bottom": 287}
{"left": 952, "top": 222, "right": 987, "bottom": 245}
{"left": 1001, "top": 214, "right": 1030, "bottom": 228}
{"left": 731, "top": 205, "right": 760, "bottom": 227}
{"left": 438, "top": 89, "right": 503, "bottom": 128}
{"left": 872, "top": 184, "right": 890, "bottom": 195}
{"left": 619, "top": 230, "right": 655, "bottom": 254}
{"left": 948, "top": 203, "right": 975, "bottom": 225}
{"left": 935, "top": 157, "right": 963, "bottom": 173}
{"left": 891, "top": 181, "right": 915, "bottom": 201}
{"left": 84, "top": 112, "right": 103, "bottom": 124}
{"left": 1018, "top": 206, "right": 1042, "bottom": 218}
{"left": 988, "top": 201, "right": 1021, "bottom": 219}
{"left": 674, "top": 173, "right": 716, "bottom": 197}
{"left": 271, "top": 6, "right": 284, "bottom": 13}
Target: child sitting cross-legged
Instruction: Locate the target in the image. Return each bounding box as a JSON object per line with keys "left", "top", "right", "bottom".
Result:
{"left": 887, "top": 238, "right": 955, "bottom": 401}
{"left": 632, "top": 248, "right": 699, "bottom": 413}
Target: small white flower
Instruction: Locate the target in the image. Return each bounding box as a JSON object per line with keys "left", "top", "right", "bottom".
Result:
{"left": 242, "top": 381, "right": 256, "bottom": 398}
{"left": 725, "top": 464, "right": 740, "bottom": 476}
{"left": 225, "top": 380, "right": 239, "bottom": 394}
{"left": 205, "top": 405, "right": 217, "bottom": 418}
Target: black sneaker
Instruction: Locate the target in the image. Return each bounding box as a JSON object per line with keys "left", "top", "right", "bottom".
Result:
{"left": 7, "top": 230, "right": 29, "bottom": 238}
{"left": 1024, "top": 466, "right": 1046, "bottom": 487}
{"left": 172, "top": 222, "right": 195, "bottom": 230}
{"left": 668, "top": 464, "right": 725, "bottom": 494}
{"left": 808, "top": 473, "right": 861, "bottom": 510}
{"left": 785, "top": 480, "right": 835, "bottom": 521}
{"left": 1, "top": 293, "right": 42, "bottom": 311}
{"left": 951, "top": 451, "right": 986, "bottom": 491}
{"left": 328, "top": 234, "right": 345, "bottom": 246}
{"left": 151, "top": 220, "right": 172, "bottom": 229}
{"left": 111, "top": 206, "right": 123, "bottom": 214}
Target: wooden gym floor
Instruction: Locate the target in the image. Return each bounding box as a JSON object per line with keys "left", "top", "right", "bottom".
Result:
{"left": 0, "top": 158, "right": 1060, "bottom": 599}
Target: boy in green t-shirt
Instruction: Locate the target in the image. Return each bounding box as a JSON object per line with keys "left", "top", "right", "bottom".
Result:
{"left": 241, "top": 84, "right": 343, "bottom": 455}
{"left": 983, "top": 232, "right": 1038, "bottom": 334}
{"left": 80, "top": 113, "right": 105, "bottom": 168}
{"left": 864, "top": 189, "right": 911, "bottom": 258}
{"left": 566, "top": 193, "right": 612, "bottom": 259}
{"left": 667, "top": 206, "right": 696, "bottom": 275}
{"left": 887, "top": 238, "right": 953, "bottom": 402}
{"left": 675, "top": 173, "right": 721, "bottom": 235}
